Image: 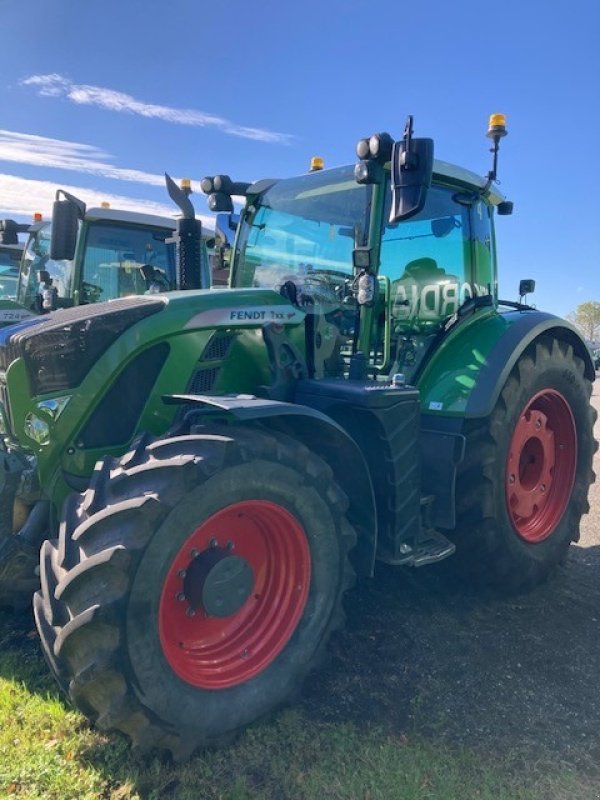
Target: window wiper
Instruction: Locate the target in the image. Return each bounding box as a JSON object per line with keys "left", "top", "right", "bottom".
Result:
{"left": 443, "top": 293, "right": 493, "bottom": 332}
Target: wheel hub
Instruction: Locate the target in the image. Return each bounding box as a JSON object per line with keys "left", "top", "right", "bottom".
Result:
{"left": 505, "top": 389, "right": 577, "bottom": 543}
{"left": 158, "top": 500, "right": 311, "bottom": 689}
{"left": 183, "top": 548, "right": 254, "bottom": 618}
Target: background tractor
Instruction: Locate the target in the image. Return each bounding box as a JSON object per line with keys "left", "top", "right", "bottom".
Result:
{"left": 0, "top": 219, "right": 29, "bottom": 303}
{"left": 0, "top": 115, "right": 595, "bottom": 758}
{"left": 0, "top": 180, "right": 213, "bottom": 326}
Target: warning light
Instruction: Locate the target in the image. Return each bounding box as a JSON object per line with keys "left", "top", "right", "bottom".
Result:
{"left": 100, "top": 201, "right": 111, "bottom": 209}
{"left": 33, "top": 212, "right": 43, "bottom": 222}
{"left": 180, "top": 177, "right": 192, "bottom": 192}
{"left": 310, "top": 157, "right": 324, "bottom": 172}
{"left": 487, "top": 113, "right": 507, "bottom": 139}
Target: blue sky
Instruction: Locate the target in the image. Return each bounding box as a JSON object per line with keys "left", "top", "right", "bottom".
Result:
{"left": 1, "top": 0, "right": 598, "bottom": 317}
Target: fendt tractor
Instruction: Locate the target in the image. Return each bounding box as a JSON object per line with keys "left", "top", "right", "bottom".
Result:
{"left": 0, "top": 115, "right": 596, "bottom": 758}
{"left": 0, "top": 180, "right": 213, "bottom": 327}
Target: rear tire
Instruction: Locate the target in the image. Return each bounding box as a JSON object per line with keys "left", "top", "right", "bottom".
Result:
{"left": 451, "top": 336, "right": 597, "bottom": 592}
{"left": 34, "top": 426, "right": 355, "bottom": 758}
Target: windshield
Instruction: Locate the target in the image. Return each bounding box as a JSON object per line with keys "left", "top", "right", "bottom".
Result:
{"left": 234, "top": 165, "right": 372, "bottom": 304}
{"left": 80, "top": 221, "right": 174, "bottom": 302}
{"left": 0, "top": 246, "right": 22, "bottom": 299}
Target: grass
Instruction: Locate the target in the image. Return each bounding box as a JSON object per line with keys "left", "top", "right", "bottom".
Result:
{"left": 1, "top": 609, "right": 598, "bottom": 800}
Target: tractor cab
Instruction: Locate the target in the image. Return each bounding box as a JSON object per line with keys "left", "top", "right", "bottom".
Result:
{"left": 16, "top": 210, "right": 179, "bottom": 312}
{"left": 226, "top": 119, "right": 508, "bottom": 384}
{"left": 9, "top": 183, "right": 213, "bottom": 317}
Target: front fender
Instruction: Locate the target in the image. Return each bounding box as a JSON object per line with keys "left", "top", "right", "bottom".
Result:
{"left": 417, "top": 308, "right": 595, "bottom": 419}
{"left": 164, "top": 393, "right": 378, "bottom": 576}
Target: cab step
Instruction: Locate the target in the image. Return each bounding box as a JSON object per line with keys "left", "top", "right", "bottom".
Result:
{"left": 378, "top": 528, "right": 456, "bottom": 568}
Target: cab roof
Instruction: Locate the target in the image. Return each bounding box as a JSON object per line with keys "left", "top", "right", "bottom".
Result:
{"left": 85, "top": 207, "right": 177, "bottom": 230}
{"left": 432, "top": 159, "right": 506, "bottom": 205}
{"left": 84, "top": 207, "right": 216, "bottom": 234}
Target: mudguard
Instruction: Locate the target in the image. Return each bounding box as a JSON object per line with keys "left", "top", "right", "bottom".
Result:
{"left": 417, "top": 308, "right": 594, "bottom": 529}
{"left": 417, "top": 308, "right": 595, "bottom": 420}
{"left": 163, "top": 393, "right": 378, "bottom": 576}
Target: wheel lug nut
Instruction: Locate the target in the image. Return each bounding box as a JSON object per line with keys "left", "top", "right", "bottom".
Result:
{"left": 535, "top": 419, "right": 541, "bottom": 429}
{"left": 540, "top": 484, "right": 546, "bottom": 493}
{"left": 176, "top": 592, "right": 185, "bottom": 602}
{"left": 178, "top": 569, "right": 187, "bottom": 579}
{"left": 190, "top": 548, "right": 199, "bottom": 558}
{"left": 227, "top": 540, "right": 234, "bottom": 551}
{"left": 241, "top": 648, "right": 249, "bottom": 658}
{"left": 209, "top": 538, "right": 218, "bottom": 549}
{"left": 509, "top": 474, "right": 515, "bottom": 484}
{"left": 186, "top": 607, "right": 196, "bottom": 617}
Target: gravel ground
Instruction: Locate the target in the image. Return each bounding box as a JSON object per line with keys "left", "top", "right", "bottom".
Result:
{"left": 302, "top": 376, "right": 600, "bottom": 773}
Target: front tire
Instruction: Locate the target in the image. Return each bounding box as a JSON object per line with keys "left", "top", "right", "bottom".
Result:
{"left": 34, "top": 426, "right": 355, "bottom": 758}
{"left": 452, "top": 336, "right": 597, "bottom": 592}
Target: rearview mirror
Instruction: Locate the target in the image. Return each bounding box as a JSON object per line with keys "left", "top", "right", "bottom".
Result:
{"left": 389, "top": 136, "right": 434, "bottom": 224}
{"left": 50, "top": 191, "right": 85, "bottom": 260}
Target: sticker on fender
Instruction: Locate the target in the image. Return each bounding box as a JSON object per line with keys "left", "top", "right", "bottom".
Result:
{"left": 185, "top": 305, "right": 306, "bottom": 329}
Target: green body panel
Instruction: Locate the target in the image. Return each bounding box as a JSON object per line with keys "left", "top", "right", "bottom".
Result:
{"left": 415, "top": 308, "right": 594, "bottom": 418}
{"left": 415, "top": 307, "right": 507, "bottom": 416}
{"left": 2, "top": 287, "right": 303, "bottom": 512}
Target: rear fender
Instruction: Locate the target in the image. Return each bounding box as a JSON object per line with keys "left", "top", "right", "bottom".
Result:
{"left": 417, "top": 309, "right": 595, "bottom": 419}
{"left": 164, "top": 393, "right": 378, "bottom": 576}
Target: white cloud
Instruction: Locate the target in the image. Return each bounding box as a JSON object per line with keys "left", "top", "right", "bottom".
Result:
{"left": 0, "top": 129, "right": 170, "bottom": 187}
{"left": 0, "top": 173, "right": 215, "bottom": 229}
{"left": 22, "top": 74, "right": 294, "bottom": 145}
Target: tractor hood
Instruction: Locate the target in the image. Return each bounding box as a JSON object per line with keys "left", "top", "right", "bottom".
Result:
{"left": 0, "top": 296, "right": 165, "bottom": 394}
{"left": 0, "top": 288, "right": 304, "bottom": 396}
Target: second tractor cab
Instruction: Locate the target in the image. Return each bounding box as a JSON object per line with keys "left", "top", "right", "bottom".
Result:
{"left": 0, "top": 182, "right": 213, "bottom": 325}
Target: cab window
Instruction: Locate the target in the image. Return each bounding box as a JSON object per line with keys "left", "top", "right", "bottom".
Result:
{"left": 80, "top": 223, "right": 172, "bottom": 302}
{"left": 379, "top": 185, "right": 485, "bottom": 334}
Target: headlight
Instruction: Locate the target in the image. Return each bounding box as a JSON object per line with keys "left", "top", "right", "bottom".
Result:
{"left": 24, "top": 413, "right": 50, "bottom": 445}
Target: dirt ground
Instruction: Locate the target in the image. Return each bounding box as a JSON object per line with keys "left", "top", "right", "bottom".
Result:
{"left": 302, "top": 377, "right": 600, "bottom": 773}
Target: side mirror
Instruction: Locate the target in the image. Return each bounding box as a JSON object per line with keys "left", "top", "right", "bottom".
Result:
{"left": 0, "top": 219, "right": 28, "bottom": 245}
{"left": 389, "top": 136, "right": 434, "bottom": 223}
{"left": 389, "top": 116, "right": 434, "bottom": 224}
{"left": 50, "top": 191, "right": 85, "bottom": 261}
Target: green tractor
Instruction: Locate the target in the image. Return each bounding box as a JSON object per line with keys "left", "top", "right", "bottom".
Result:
{"left": 0, "top": 115, "right": 595, "bottom": 758}
{"left": 0, "top": 181, "right": 212, "bottom": 326}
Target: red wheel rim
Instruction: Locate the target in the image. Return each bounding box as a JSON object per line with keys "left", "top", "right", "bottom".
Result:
{"left": 505, "top": 389, "right": 577, "bottom": 543}
{"left": 159, "top": 500, "right": 311, "bottom": 689}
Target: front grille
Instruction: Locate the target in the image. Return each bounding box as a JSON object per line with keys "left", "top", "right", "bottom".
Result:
{"left": 2, "top": 298, "right": 165, "bottom": 395}
{"left": 188, "top": 367, "right": 220, "bottom": 394}
{"left": 200, "top": 333, "right": 235, "bottom": 362}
